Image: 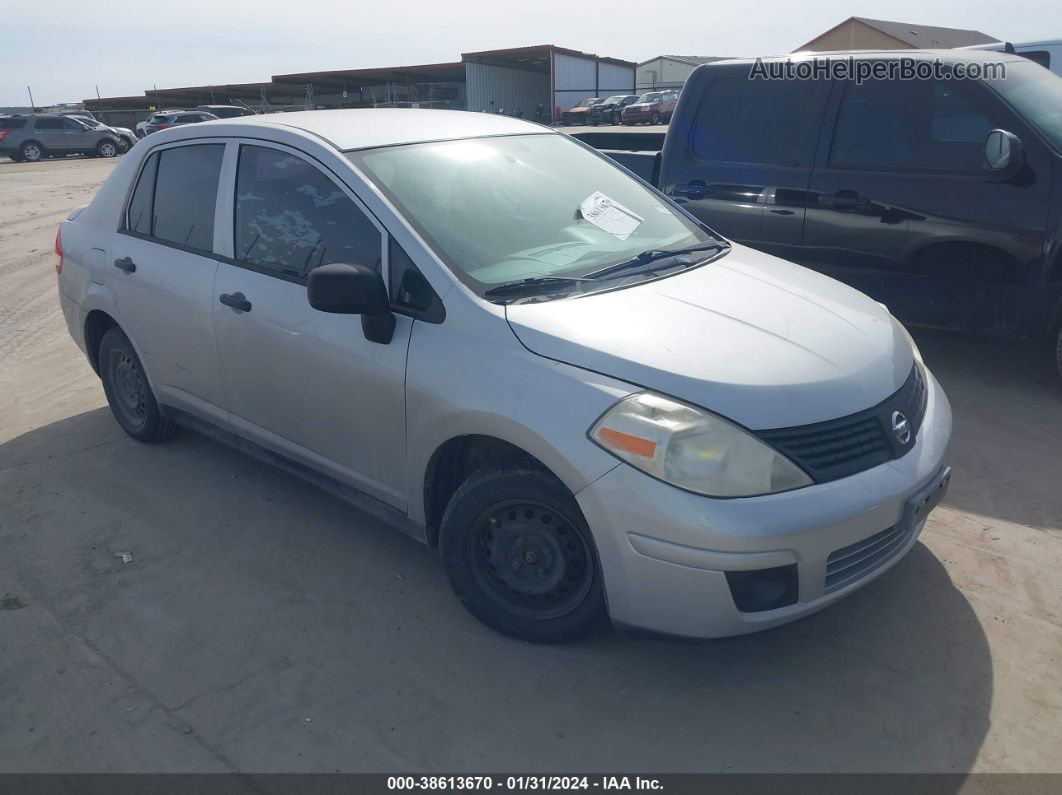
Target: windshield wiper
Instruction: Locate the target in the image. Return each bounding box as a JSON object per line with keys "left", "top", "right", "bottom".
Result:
{"left": 482, "top": 275, "right": 596, "bottom": 301}
{"left": 583, "top": 240, "right": 729, "bottom": 281}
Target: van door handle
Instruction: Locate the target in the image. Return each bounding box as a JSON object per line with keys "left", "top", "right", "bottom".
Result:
{"left": 671, "top": 181, "right": 709, "bottom": 200}
{"left": 219, "top": 292, "right": 252, "bottom": 312}
{"left": 113, "top": 257, "right": 136, "bottom": 273}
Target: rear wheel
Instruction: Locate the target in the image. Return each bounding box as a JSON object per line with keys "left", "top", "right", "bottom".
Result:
{"left": 96, "top": 139, "right": 118, "bottom": 158}
{"left": 440, "top": 462, "right": 606, "bottom": 643}
{"left": 20, "top": 141, "right": 43, "bottom": 162}
{"left": 99, "top": 327, "right": 177, "bottom": 443}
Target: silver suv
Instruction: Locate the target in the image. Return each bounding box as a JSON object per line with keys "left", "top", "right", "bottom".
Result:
{"left": 54, "top": 110, "right": 952, "bottom": 642}
{"left": 1, "top": 114, "right": 123, "bottom": 162}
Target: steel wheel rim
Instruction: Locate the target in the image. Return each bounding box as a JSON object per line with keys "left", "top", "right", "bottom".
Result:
{"left": 468, "top": 498, "right": 594, "bottom": 619}
{"left": 110, "top": 350, "right": 147, "bottom": 427}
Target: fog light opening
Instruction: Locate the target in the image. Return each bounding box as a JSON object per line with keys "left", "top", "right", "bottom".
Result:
{"left": 725, "top": 564, "right": 799, "bottom": 613}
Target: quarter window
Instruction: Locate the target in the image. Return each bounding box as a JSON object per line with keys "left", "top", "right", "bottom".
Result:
{"left": 123, "top": 144, "right": 223, "bottom": 252}
{"left": 829, "top": 79, "right": 999, "bottom": 173}
{"left": 692, "top": 77, "right": 819, "bottom": 165}
{"left": 234, "top": 145, "right": 381, "bottom": 279}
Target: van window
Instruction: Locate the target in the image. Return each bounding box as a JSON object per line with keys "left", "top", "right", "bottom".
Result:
{"left": 234, "top": 145, "right": 381, "bottom": 279}
{"left": 0, "top": 118, "right": 27, "bottom": 129}
{"left": 830, "top": 79, "right": 998, "bottom": 173}
{"left": 149, "top": 144, "right": 224, "bottom": 251}
{"left": 692, "top": 77, "right": 819, "bottom": 165}
{"left": 33, "top": 117, "right": 64, "bottom": 130}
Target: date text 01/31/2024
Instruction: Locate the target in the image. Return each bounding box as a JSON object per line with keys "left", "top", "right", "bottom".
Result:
{"left": 387, "top": 776, "right": 663, "bottom": 791}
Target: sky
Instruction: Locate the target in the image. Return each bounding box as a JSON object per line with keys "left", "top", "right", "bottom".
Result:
{"left": 2, "top": 0, "right": 1061, "bottom": 106}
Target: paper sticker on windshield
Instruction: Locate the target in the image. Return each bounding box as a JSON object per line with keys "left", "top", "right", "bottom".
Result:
{"left": 579, "top": 191, "right": 644, "bottom": 240}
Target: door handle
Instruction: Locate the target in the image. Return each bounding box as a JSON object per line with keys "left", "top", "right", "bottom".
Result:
{"left": 113, "top": 256, "right": 136, "bottom": 273}
{"left": 820, "top": 190, "right": 869, "bottom": 211}
{"left": 671, "top": 181, "right": 709, "bottom": 200}
{"left": 219, "top": 292, "right": 252, "bottom": 312}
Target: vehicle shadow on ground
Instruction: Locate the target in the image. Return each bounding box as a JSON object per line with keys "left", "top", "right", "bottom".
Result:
{"left": 0, "top": 405, "right": 991, "bottom": 775}
{"left": 912, "top": 327, "right": 1062, "bottom": 532}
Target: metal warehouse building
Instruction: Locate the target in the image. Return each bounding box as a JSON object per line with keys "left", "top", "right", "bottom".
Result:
{"left": 635, "top": 55, "right": 730, "bottom": 93}
{"left": 85, "top": 44, "right": 634, "bottom": 126}
{"left": 463, "top": 45, "right": 635, "bottom": 121}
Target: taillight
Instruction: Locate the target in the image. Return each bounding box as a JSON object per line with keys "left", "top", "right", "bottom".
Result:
{"left": 0, "top": 130, "right": 9, "bottom": 140}
{"left": 54, "top": 227, "right": 63, "bottom": 275}
{"left": 157, "top": 124, "right": 172, "bottom": 130}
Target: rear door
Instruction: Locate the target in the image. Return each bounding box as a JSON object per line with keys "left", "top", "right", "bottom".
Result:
{"left": 31, "top": 117, "right": 67, "bottom": 151}
{"left": 802, "top": 70, "right": 1053, "bottom": 332}
{"left": 211, "top": 141, "right": 413, "bottom": 508}
{"left": 109, "top": 141, "right": 228, "bottom": 423}
{"left": 661, "top": 65, "right": 829, "bottom": 260}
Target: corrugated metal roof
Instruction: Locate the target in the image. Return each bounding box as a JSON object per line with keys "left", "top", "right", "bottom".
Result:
{"left": 851, "top": 17, "right": 998, "bottom": 48}
{"left": 655, "top": 55, "right": 733, "bottom": 66}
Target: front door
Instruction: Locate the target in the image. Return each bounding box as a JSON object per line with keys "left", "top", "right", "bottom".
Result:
{"left": 802, "top": 71, "right": 1053, "bottom": 333}
{"left": 212, "top": 142, "right": 411, "bottom": 508}
{"left": 661, "top": 66, "right": 829, "bottom": 262}
{"left": 109, "top": 141, "right": 227, "bottom": 423}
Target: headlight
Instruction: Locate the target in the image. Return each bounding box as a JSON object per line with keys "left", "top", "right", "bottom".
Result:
{"left": 589, "top": 392, "right": 812, "bottom": 497}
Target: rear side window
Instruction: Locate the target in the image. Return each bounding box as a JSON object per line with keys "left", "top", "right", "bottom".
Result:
{"left": 829, "top": 78, "right": 1000, "bottom": 173}
{"left": 0, "top": 118, "right": 27, "bottom": 129}
{"left": 125, "top": 144, "right": 223, "bottom": 252}
{"left": 34, "top": 117, "right": 63, "bottom": 130}
{"left": 233, "top": 145, "right": 381, "bottom": 279}
{"left": 692, "top": 76, "right": 819, "bottom": 165}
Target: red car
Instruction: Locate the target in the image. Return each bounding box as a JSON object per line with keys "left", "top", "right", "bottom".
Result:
{"left": 620, "top": 91, "right": 679, "bottom": 125}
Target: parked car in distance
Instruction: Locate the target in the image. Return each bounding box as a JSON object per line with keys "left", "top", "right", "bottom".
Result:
{"left": 590, "top": 95, "right": 639, "bottom": 125}
{"left": 1, "top": 114, "right": 122, "bottom": 162}
{"left": 136, "top": 110, "right": 185, "bottom": 139}
{"left": 56, "top": 109, "right": 951, "bottom": 643}
{"left": 140, "top": 110, "right": 219, "bottom": 136}
{"left": 963, "top": 38, "right": 1062, "bottom": 76}
{"left": 69, "top": 114, "right": 137, "bottom": 153}
{"left": 620, "top": 91, "right": 679, "bottom": 125}
{"left": 579, "top": 50, "right": 1062, "bottom": 378}
{"left": 560, "top": 97, "right": 604, "bottom": 125}
{"left": 195, "top": 104, "right": 256, "bottom": 119}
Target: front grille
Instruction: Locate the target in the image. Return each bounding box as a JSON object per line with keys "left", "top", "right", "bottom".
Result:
{"left": 757, "top": 364, "right": 928, "bottom": 483}
{"left": 825, "top": 523, "right": 912, "bottom": 593}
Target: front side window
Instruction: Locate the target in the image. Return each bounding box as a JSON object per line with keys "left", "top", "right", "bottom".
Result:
{"left": 351, "top": 133, "right": 716, "bottom": 294}
{"left": 124, "top": 144, "right": 223, "bottom": 252}
{"left": 986, "top": 60, "right": 1062, "bottom": 151}
{"left": 234, "top": 145, "right": 381, "bottom": 279}
{"left": 830, "top": 77, "right": 1000, "bottom": 173}
{"left": 692, "top": 76, "right": 818, "bottom": 165}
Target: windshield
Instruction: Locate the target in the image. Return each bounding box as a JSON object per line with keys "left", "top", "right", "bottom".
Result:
{"left": 350, "top": 134, "right": 719, "bottom": 295}
{"left": 637, "top": 93, "right": 663, "bottom": 103}
{"left": 986, "top": 61, "right": 1062, "bottom": 151}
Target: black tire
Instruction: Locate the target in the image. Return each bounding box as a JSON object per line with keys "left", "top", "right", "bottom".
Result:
{"left": 650, "top": 111, "right": 661, "bottom": 125}
{"left": 439, "top": 461, "right": 606, "bottom": 643}
{"left": 96, "top": 139, "right": 118, "bottom": 159}
{"left": 20, "top": 141, "right": 43, "bottom": 162}
{"left": 117, "top": 138, "right": 130, "bottom": 154}
{"left": 99, "top": 327, "right": 177, "bottom": 443}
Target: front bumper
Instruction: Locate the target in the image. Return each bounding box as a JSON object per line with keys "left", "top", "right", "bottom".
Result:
{"left": 575, "top": 367, "right": 952, "bottom": 638}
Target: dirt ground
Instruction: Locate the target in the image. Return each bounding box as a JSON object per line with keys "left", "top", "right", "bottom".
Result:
{"left": 1, "top": 156, "right": 1060, "bottom": 774}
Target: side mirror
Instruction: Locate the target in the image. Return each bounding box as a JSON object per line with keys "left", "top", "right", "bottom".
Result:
{"left": 307, "top": 262, "right": 395, "bottom": 344}
{"left": 985, "top": 129, "right": 1024, "bottom": 181}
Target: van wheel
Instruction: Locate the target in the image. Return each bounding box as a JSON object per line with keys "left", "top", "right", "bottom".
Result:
{"left": 439, "top": 462, "right": 606, "bottom": 643}
{"left": 20, "top": 141, "right": 43, "bottom": 162}
{"left": 99, "top": 327, "right": 177, "bottom": 443}
{"left": 96, "top": 140, "right": 118, "bottom": 158}
{"left": 650, "top": 111, "right": 661, "bottom": 125}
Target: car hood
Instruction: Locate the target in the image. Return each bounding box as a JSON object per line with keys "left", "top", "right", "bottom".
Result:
{"left": 626, "top": 104, "right": 650, "bottom": 110}
{"left": 505, "top": 244, "right": 914, "bottom": 430}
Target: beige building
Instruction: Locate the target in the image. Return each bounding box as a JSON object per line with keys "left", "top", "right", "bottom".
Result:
{"left": 794, "top": 17, "right": 998, "bottom": 52}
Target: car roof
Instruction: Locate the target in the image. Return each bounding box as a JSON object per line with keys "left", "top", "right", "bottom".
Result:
{"left": 160, "top": 108, "right": 553, "bottom": 151}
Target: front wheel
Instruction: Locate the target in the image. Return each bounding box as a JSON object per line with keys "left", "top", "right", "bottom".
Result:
{"left": 650, "top": 111, "right": 661, "bottom": 125}
{"left": 99, "top": 327, "right": 177, "bottom": 442}
{"left": 440, "top": 462, "right": 606, "bottom": 643}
